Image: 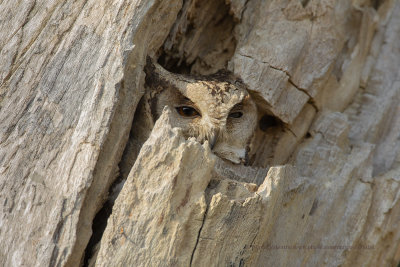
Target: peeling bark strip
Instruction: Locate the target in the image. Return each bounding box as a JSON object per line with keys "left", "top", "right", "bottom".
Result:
{"left": 1, "top": 0, "right": 400, "bottom": 267}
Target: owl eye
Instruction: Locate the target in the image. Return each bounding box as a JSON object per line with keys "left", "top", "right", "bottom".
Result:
{"left": 229, "top": 111, "right": 243, "bottom": 118}
{"left": 176, "top": 106, "right": 200, "bottom": 117}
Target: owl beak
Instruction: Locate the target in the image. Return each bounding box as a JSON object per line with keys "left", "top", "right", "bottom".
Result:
{"left": 209, "top": 135, "right": 217, "bottom": 149}
{"left": 208, "top": 128, "right": 220, "bottom": 150}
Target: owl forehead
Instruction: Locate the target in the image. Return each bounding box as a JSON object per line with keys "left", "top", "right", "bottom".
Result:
{"left": 183, "top": 80, "right": 245, "bottom": 106}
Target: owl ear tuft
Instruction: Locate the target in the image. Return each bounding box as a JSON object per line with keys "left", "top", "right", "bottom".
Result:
{"left": 144, "top": 56, "right": 190, "bottom": 95}
{"left": 144, "top": 56, "right": 166, "bottom": 88}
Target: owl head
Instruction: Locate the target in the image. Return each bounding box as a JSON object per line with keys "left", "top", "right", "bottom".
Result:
{"left": 144, "top": 58, "right": 258, "bottom": 164}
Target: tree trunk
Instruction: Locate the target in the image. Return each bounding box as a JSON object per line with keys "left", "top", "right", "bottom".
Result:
{"left": 1, "top": 0, "right": 400, "bottom": 266}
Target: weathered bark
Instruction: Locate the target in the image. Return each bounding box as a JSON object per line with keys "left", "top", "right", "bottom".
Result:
{"left": 1, "top": 0, "right": 400, "bottom": 266}
{"left": 0, "top": 0, "right": 182, "bottom": 265}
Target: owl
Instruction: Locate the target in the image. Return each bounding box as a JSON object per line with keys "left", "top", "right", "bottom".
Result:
{"left": 144, "top": 57, "right": 258, "bottom": 164}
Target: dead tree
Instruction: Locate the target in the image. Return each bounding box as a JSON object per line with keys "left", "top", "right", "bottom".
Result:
{"left": 0, "top": 0, "right": 399, "bottom": 266}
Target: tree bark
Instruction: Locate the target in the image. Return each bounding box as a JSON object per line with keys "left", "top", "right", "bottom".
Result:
{"left": 1, "top": 0, "right": 400, "bottom": 266}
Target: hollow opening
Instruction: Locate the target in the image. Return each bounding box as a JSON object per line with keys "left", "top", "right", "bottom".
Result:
{"left": 118, "top": 0, "right": 295, "bottom": 173}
